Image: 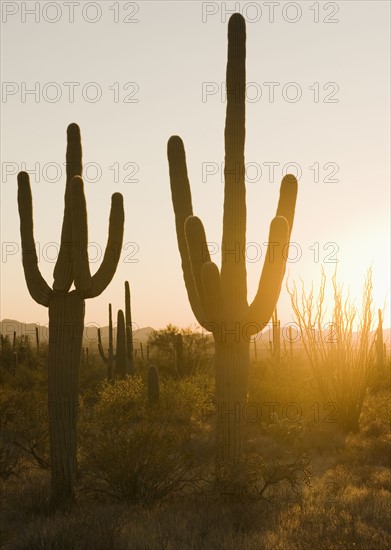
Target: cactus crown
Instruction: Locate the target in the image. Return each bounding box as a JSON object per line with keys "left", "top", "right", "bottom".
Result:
{"left": 17, "top": 123, "right": 125, "bottom": 305}
{"left": 167, "top": 14, "right": 298, "bottom": 339}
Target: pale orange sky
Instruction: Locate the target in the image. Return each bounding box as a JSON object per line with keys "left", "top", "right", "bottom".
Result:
{"left": 1, "top": 1, "right": 390, "bottom": 331}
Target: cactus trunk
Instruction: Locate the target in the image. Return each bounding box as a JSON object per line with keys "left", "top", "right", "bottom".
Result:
{"left": 215, "top": 340, "right": 249, "bottom": 470}
{"left": 48, "top": 291, "right": 84, "bottom": 508}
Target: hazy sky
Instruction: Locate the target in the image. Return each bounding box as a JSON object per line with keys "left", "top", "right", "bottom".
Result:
{"left": 1, "top": 1, "right": 390, "bottom": 333}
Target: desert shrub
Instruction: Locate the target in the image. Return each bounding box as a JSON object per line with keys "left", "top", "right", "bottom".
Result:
{"left": 1, "top": 470, "right": 51, "bottom": 519}
{"left": 78, "top": 375, "right": 214, "bottom": 503}
{"left": 0, "top": 388, "right": 49, "bottom": 474}
{"left": 238, "top": 410, "right": 312, "bottom": 502}
{"left": 0, "top": 437, "right": 21, "bottom": 481}
{"left": 78, "top": 351, "right": 107, "bottom": 403}
{"left": 147, "top": 325, "right": 213, "bottom": 376}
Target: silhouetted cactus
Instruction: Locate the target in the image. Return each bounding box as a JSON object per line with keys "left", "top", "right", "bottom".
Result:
{"left": 125, "top": 281, "right": 135, "bottom": 375}
{"left": 98, "top": 303, "right": 115, "bottom": 381}
{"left": 148, "top": 365, "right": 160, "bottom": 403}
{"left": 17, "top": 123, "right": 124, "bottom": 508}
{"left": 99, "top": 281, "right": 135, "bottom": 377}
{"left": 126, "top": 325, "right": 134, "bottom": 370}
{"left": 115, "top": 309, "right": 127, "bottom": 379}
{"left": 167, "top": 14, "right": 298, "bottom": 480}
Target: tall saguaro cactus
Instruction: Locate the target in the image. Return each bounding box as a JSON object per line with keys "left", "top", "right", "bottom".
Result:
{"left": 17, "top": 123, "right": 124, "bottom": 508}
{"left": 167, "top": 14, "right": 298, "bottom": 481}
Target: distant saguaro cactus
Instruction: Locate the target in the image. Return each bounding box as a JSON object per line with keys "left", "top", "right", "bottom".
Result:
{"left": 115, "top": 309, "right": 127, "bottom": 379}
{"left": 17, "top": 123, "right": 124, "bottom": 508}
{"left": 125, "top": 281, "right": 135, "bottom": 375}
{"left": 167, "top": 14, "right": 298, "bottom": 481}
{"left": 98, "top": 303, "right": 115, "bottom": 381}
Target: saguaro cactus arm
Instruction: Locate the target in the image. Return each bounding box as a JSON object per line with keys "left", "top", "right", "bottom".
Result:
{"left": 276, "top": 174, "right": 298, "bottom": 239}
{"left": 245, "top": 215, "right": 289, "bottom": 332}
{"left": 53, "top": 123, "right": 82, "bottom": 292}
{"left": 201, "top": 262, "right": 224, "bottom": 329}
{"left": 245, "top": 175, "right": 297, "bottom": 332}
{"left": 85, "top": 193, "right": 124, "bottom": 298}
{"left": 71, "top": 176, "right": 124, "bottom": 299}
{"left": 97, "top": 328, "right": 108, "bottom": 364}
{"left": 184, "top": 216, "right": 211, "bottom": 309}
{"left": 167, "top": 137, "right": 207, "bottom": 328}
{"left": 17, "top": 172, "right": 52, "bottom": 307}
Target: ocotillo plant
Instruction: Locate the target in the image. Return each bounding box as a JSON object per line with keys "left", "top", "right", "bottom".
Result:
{"left": 148, "top": 365, "right": 160, "bottom": 403}
{"left": 376, "top": 309, "right": 384, "bottom": 369}
{"left": 98, "top": 303, "right": 115, "bottom": 381}
{"left": 17, "top": 123, "right": 124, "bottom": 508}
{"left": 288, "top": 325, "right": 294, "bottom": 361}
{"left": 115, "top": 309, "right": 127, "bottom": 379}
{"left": 175, "top": 332, "right": 185, "bottom": 376}
{"left": 125, "top": 281, "right": 135, "bottom": 375}
{"left": 167, "top": 14, "right": 298, "bottom": 480}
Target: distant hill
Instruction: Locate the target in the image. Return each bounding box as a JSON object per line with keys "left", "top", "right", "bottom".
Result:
{"left": 1, "top": 319, "right": 390, "bottom": 351}
{"left": 0, "top": 319, "right": 155, "bottom": 349}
